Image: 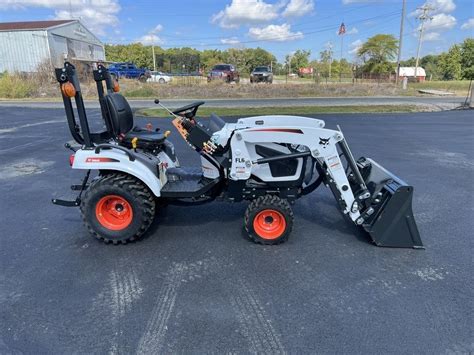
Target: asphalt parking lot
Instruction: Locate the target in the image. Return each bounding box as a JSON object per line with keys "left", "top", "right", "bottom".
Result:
{"left": 0, "top": 106, "right": 473, "bottom": 353}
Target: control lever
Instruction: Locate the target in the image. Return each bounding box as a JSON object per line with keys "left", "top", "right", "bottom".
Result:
{"left": 154, "top": 99, "right": 180, "bottom": 119}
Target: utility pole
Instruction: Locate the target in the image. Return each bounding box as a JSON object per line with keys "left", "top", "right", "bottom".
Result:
{"left": 414, "top": 4, "right": 434, "bottom": 81}
{"left": 396, "top": 0, "right": 406, "bottom": 84}
{"left": 152, "top": 43, "right": 156, "bottom": 72}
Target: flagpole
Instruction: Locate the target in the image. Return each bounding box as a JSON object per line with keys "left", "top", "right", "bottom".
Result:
{"left": 338, "top": 22, "right": 345, "bottom": 83}
{"left": 340, "top": 34, "right": 343, "bottom": 82}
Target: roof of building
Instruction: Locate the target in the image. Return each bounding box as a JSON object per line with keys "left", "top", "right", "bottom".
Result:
{"left": 399, "top": 67, "right": 426, "bottom": 77}
{"left": 0, "top": 20, "right": 76, "bottom": 32}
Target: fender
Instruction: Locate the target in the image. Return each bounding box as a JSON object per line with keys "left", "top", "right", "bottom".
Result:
{"left": 72, "top": 148, "right": 163, "bottom": 197}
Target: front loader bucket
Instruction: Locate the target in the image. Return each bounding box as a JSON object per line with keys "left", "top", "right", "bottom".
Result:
{"left": 357, "top": 158, "right": 423, "bottom": 248}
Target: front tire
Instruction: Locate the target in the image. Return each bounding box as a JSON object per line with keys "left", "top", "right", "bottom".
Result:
{"left": 244, "top": 195, "right": 294, "bottom": 245}
{"left": 81, "top": 173, "right": 155, "bottom": 244}
{"left": 158, "top": 78, "right": 165, "bottom": 84}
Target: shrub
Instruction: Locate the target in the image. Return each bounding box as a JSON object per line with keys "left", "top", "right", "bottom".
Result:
{"left": 0, "top": 73, "right": 35, "bottom": 99}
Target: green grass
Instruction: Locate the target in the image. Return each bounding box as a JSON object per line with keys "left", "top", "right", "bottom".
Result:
{"left": 409, "top": 80, "right": 471, "bottom": 95}
{"left": 137, "top": 104, "right": 424, "bottom": 118}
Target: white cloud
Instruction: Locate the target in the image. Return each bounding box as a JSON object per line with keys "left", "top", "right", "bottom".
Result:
{"left": 423, "top": 32, "right": 441, "bottom": 41}
{"left": 282, "top": 0, "right": 314, "bottom": 17}
{"left": 461, "top": 18, "right": 474, "bottom": 30}
{"left": 349, "top": 39, "right": 363, "bottom": 54}
{"left": 138, "top": 24, "right": 164, "bottom": 45}
{"left": 138, "top": 34, "right": 162, "bottom": 45}
{"left": 423, "top": 13, "right": 457, "bottom": 31}
{"left": 221, "top": 37, "right": 241, "bottom": 44}
{"left": 248, "top": 23, "right": 303, "bottom": 41}
{"left": 211, "top": 0, "right": 281, "bottom": 29}
{"left": 335, "top": 26, "right": 358, "bottom": 35}
{"left": 345, "top": 27, "right": 359, "bottom": 35}
{"left": 151, "top": 24, "right": 163, "bottom": 34}
{"left": 412, "top": 13, "right": 457, "bottom": 43}
{"left": 342, "top": 0, "right": 382, "bottom": 4}
{"left": 0, "top": 0, "right": 120, "bottom": 35}
{"left": 410, "top": 0, "right": 456, "bottom": 17}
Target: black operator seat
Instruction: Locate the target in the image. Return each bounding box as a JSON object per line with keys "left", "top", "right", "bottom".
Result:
{"left": 105, "top": 93, "right": 166, "bottom": 149}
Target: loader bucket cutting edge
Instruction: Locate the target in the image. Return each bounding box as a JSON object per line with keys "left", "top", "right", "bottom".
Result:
{"left": 357, "top": 158, "right": 423, "bottom": 249}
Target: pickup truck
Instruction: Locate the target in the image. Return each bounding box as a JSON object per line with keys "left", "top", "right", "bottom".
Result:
{"left": 108, "top": 62, "right": 151, "bottom": 82}
{"left": 207, "top": 64, "right": 240, "bottom": 83}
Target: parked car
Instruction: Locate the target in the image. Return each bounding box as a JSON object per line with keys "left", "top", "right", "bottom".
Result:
{"left": 147, "top": 71, "right": 172, "bottom": 84}
{"left": 250, "top": 66, "right": 273, "bottom": 83}
{"left": 108, "top": 62, "right": 150, "bottom": 82}
{"left": 207, "top": 64, "right": 240, "bottom": 83}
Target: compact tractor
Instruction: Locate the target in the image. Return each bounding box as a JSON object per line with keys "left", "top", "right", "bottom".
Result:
{"left": 52, "top": 62, "right": 423, "bottom": 248}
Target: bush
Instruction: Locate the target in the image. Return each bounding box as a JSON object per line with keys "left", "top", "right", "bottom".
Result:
{"left": 123, "top": 86, "right": 155, "bottom": 98}
{"left": 0, "top": 73, "right": 35, "bottom": 99}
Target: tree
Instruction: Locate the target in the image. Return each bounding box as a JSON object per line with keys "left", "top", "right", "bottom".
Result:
{"left": 460, "top": 38, "right": 474, "bottom": 80}
{"left": 105, "top": 43, "right": 154, "bottom": 69}
{"left": 318, "top": 49, "right": 332, "bottom": 78}
{"left": 357, "top": 34, "right": 398, "bottom": 74}
{"left": 438, "top": 44, "right": 462, "bottom": 80}
{"left": 286, "top": 49, "right": 311, "bottom": 74}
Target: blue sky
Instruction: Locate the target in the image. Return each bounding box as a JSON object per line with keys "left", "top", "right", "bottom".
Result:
{"left": 1, "top": 0, "right": 473, "bottom": 62}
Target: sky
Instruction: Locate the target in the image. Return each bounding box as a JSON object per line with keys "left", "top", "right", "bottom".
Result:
{"left": 0, "top": 0, "right": 473, "bottom": 62}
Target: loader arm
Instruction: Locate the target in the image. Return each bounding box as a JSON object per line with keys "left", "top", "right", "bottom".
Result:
{"left": 230, "top": 126, "right": 363, "bottom": 222}
{"left": 227, "top": 122, "right": 422, "bottom": 248}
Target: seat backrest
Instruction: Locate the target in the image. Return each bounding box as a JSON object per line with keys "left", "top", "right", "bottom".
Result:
{"left": 105, "top": 93, "right": 134, "bottom": 136}
{"left": 209, "top": 113, "right": 226, "bottom": 133}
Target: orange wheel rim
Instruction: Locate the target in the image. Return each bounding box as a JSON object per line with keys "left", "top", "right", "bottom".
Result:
{"left": 95, "top": 195, "right": 133, "bottom": 231}
{"left": 253, "top": 209, "right": 286, "bottom": 240}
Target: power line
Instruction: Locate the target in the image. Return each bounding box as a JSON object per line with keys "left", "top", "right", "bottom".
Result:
{"left": 156, "top": 11, "right": 401, "bottom": 48}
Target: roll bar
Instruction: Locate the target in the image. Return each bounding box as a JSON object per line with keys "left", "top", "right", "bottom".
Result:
{"left": 55, "top": 62, "right": 116, "bottom": 148}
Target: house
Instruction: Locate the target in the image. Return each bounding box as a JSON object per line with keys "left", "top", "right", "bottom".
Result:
{"left": 0, "top": 20, "right": 105, "bottom": 73}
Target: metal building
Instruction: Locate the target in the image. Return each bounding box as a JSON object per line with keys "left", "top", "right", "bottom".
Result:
{"left": 0, "top": 20, "right": 105, "bottom": 73}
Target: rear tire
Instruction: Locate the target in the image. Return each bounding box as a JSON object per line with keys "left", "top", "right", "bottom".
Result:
{"left": 158, "top": 78, "right": 165, "bottom": 84}
{"left": 81, "top": 173, "right": 155, "bottom": 244}
{"left": 244, "top": 195, "right": 294, "bottom": 245}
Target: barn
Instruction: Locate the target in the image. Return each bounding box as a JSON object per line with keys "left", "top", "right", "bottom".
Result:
{"left": 0, "top": 20, "right": 105, "bottom": 73}
{"left": 398, "top": 67, "right": 427, "bottom": 82}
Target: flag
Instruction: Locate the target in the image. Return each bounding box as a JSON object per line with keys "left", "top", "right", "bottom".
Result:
{"left": 338, "top": 22, "right": 346, "bottom": 35}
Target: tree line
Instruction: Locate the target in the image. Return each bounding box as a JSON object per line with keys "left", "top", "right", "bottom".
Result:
{"left": 104, "top": 36, "right": 473, "bottom": 80}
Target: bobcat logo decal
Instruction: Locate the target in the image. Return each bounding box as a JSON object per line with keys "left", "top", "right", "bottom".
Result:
{"left": 319, "top": 137, "right": 330, "bottom": 148}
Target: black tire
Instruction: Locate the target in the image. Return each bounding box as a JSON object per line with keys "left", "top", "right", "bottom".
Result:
{"left": 138, "top": 75, "right": 147, "bottom": 82}
{"left": 158, "top": 78, "right": 165, "bottom": 84}
{"left": 244, "top": 195, "right": 294, "bottom": 245}
{"left": 80, "top": 173, "right": 155, "bottom": 244}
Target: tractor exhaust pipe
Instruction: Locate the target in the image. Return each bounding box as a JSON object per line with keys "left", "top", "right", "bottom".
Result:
{"left": 355, "top": 158, "right": 423, "bottom": 249}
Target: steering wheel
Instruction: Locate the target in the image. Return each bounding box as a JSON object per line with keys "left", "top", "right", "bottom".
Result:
{"left": 172, "top": 101, "right": 205, "bottom": 118}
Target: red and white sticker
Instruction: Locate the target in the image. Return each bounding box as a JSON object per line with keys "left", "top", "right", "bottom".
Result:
{"left": 85, "top": 157, "right": 119, "bottom": 163}
{"left": 327, "top": 155, "right": 342, "bottom": 170}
